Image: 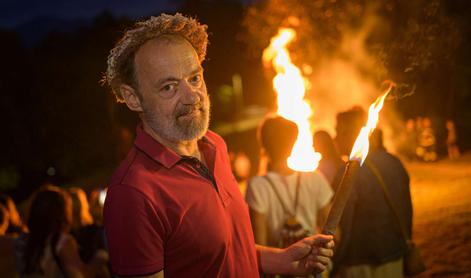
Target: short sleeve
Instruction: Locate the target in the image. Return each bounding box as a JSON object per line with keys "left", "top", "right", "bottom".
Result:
{"left": 245, "top": 177, "right": 269, "bottom": 214}
{"left": 104, "top": 185, "right": 165, "bottom": 276}
{"left": 314, "top": 173, "right": 334, "bottom": 210}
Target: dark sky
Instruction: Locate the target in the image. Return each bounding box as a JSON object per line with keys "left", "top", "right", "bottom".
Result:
{"left": 0, "top": 0, "right": 179, "bottom": 28}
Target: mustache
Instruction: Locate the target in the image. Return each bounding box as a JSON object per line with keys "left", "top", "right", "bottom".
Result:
{"left": 176, "top": 103, "right": 205, "bottom": 117}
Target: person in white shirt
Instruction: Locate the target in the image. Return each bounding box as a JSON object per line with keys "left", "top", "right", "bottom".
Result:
{"left": 246, "top": 115, "right": 333, "bottom": 248}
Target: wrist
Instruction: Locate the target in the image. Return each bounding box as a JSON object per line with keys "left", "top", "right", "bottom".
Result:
{"left": 257, "top": 245, "right": 289, "bottom": 275}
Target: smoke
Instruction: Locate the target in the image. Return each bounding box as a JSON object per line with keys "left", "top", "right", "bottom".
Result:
{"left": 304, "top": 8, "right": 388, "bottom": 131}
{"left": 242, "top": 0, "right": 450, "bottom": 153}
{"left": 299, "top": 4, "right": 405, "bottom": 152}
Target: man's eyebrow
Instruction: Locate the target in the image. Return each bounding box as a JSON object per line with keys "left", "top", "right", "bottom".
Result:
{"left": 189, "top": 66, "right": 204, "bottom": 76}
{"left": 155, "top": 77, "right": 179, "bottom": 89}
{"left": 155, "top": 67, "right": 204, "bottom": 88}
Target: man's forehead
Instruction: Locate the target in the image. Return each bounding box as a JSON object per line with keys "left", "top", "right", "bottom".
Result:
{"left": 134, "top": 37, "right": 201, "bottom": 76}
{"left": 137, "top": 36, "right": 198, "bottom": 61}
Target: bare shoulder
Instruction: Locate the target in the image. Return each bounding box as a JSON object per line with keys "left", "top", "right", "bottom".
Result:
{"left": 55, "top": 233, "right": 79, "bottom": 256}
{"left": 58, "top": 233, "right": 77, "bottom": 247}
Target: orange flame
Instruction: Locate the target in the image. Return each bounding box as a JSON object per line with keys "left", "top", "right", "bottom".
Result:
{"left": 263, "top": 28, "right": 320, "bottom": 172}
{"left": 349, "top": 81, "right": 396, "bottom": 164}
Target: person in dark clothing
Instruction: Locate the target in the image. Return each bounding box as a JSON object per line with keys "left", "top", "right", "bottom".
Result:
{"left": 313, "top": 130, "right": 345, "bottom": 191}
{"left": 332, "top": 129, "right": 413, "bottom": 278}
{"left": 335, "top": 107, "right": 367, "bottom": 157}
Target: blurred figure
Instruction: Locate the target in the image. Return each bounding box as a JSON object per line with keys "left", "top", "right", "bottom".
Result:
{"left": 446, "top": 120, "right": 460, "bottom": 160}
{"left": 89, "top": 188, "right": 106, "bottom": 227}
{"left": 398, "top": 119, "right": 418, "bottom": 161}
{"left": 332, "top": 129, "right": 413, "bottom": 278}
{"left": 416, "top": 117, "right": 437, "bottom": 162}
{"left": 69, "top": 188, "right": 94, "bottom": 233}
{"left": 0, "top": 203, "right": 19, "bottom": 277}
{"left": 230, "top": 151, "right": 252, "bottom": 196}
{"left": 313, "top": 130, "right": 344, "bottom": 190}
{"left": 335, "top": 106, "right": 367, "bottom": 157}
{"left": 0, "top": 204, "right": 9, "bottom": 235}
{"left": 0, "top": 194, "right": 28, "bottom": 236}
{"left": 69, "top": 187, "right": 110, "bottom": 277}
{"left": 246, "top": 115, "right": 333, "bottom": 249}
{"left": 20, "top": 186, "right": 108, "bottom": 278}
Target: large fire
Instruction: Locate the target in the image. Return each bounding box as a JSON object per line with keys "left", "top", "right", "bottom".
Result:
{"left": 350, "top": 81, "right": 396, "bottom": 164}
{"left": 262, "top": 28, "right": 320, "bottom": 172}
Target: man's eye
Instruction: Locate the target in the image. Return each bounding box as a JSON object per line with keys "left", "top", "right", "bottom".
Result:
{"left": 161, "top": 84, "right": 175, "bottom": 92}
{"left": 159, "top": 83, "right": 178, "bottom": 98}
{"left": 190, "top": 75, "right": 201, "bottom": 84}
{"left": 160, "top": 83, "right": 177, "bottom": 94}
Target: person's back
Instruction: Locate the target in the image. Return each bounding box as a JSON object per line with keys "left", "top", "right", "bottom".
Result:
{"left": 333, "top": 129, "right": 412, "bottom": 278}
{"left": 22, "top": 232, "right": 82, "bottom": 278}
{"left": 246, "top": 116, "right": 333, "bottom": 248}
{"left": 247, "top": 171, "right": 332, "bottom": 247}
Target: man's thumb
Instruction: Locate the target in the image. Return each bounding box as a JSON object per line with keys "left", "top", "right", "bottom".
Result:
{"left": 312, "top": 234, "right": 333, "bottom": 246}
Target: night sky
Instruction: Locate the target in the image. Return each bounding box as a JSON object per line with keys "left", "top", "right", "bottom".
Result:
{"left": 0, "top": 0, "right": 178, "bottom": 28}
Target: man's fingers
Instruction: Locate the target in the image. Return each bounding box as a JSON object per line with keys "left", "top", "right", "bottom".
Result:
{"left": 307, "top": 261, "right": 327, "bottom": 273}
{"left": 311, "top": 234, "right": 334, "bottom": 248}
{"left": 316, "top": 247, "right": 333, "bottom": 258}
{"left": 315, "top": 255, "right": 330, "bottom": 265}
{"left": 324, "top": 239, "right": 335, "bottom": 249}
{"left": 303, "top": 234, "right": 333, "bottom": 246}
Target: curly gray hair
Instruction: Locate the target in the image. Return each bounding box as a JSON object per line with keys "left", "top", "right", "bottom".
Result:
{"left": 104, "top": 13, "right": 208, "bottom": 102}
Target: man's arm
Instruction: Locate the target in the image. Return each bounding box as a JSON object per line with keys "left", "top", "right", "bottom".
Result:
{"left": 256, "top": 234, "right": 334, "bottom": 276}
{"left": 249, "top": 207, "right": 268, "bottom": 245}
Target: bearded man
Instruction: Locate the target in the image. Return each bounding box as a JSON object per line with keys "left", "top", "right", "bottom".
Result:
{"left": 103, "top": 13, "right": 334, "bottom": 278}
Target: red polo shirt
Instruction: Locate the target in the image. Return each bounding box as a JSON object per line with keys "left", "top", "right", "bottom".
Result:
{"left": 104, "top": 125, "right": 259, "bottom": 277}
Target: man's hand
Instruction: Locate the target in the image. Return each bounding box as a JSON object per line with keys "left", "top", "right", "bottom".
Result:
{"left": 283, "top": 234, "right": 334, "bottom": 276}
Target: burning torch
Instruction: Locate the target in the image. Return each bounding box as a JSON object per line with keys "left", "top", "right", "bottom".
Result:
{"left": 322, "top": 86, "right": 391, "bottom": 235}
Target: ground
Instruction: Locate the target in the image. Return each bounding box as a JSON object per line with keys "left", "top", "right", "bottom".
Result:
{"left": 407, "top": 152, "right": 471, "bottom": 277}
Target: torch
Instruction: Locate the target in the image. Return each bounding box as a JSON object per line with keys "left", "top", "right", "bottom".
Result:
{"left": 314, "top": 82, "right": 395, "bottom": 277}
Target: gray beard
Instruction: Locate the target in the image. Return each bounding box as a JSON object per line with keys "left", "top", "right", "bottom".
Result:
{"left": 143, "top": 104, "right": 210, "bottom": 142}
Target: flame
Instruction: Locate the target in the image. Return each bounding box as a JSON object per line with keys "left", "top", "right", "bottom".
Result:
{"left": 263, "top": 28, "right": 320, "bottom": 172}
{"left": 349, "top": 81, "right": 396, "bottom": 164}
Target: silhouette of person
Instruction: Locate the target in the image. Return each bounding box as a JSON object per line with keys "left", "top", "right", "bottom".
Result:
{"left": 313, "top": 130, "right": 344, "bottom": 190}
{"left": 332, "top": 129, "right": 413, "bottom": 278}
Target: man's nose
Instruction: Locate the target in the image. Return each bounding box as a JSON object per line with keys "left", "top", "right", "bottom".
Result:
{"left": 180, "top": 81, "right": 201, "bottom": 104}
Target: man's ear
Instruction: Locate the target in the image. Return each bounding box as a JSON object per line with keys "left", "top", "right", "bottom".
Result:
{"left": 120, "top": 84, "right": 143, "bottom": 112}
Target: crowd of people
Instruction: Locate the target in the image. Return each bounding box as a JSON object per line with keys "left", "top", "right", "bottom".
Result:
{"left": 398, "top": 117, "right": 460, "bottom": 162}
{"left": 0, "top": 186, "right": 110, "bottom": 277}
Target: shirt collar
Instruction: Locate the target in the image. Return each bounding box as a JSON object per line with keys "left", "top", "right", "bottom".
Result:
{"left": 133, "top": 123, "right": 215, "bottom": 169}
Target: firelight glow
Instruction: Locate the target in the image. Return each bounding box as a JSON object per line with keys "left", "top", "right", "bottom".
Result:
{"left": 262, "top": 28, "right": 320, "bottom": 172}
{"left": 349, "top": 81, "right": 396, "bottom": 164}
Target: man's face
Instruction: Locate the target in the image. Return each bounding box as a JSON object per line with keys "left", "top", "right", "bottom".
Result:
{"left": 133, "top": 37, "right": 210, "bottom": 143}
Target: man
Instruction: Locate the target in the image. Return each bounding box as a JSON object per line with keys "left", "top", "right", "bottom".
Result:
{"left": 333, "top": 127, "right": 413, "bottom": 278}
{"left": 103, "top": 13, "right": 334, "bottom": 278}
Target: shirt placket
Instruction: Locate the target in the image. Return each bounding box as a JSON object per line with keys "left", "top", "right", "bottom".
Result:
{"left": 181, "top": 155, "right": 218, "bottom": 187}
